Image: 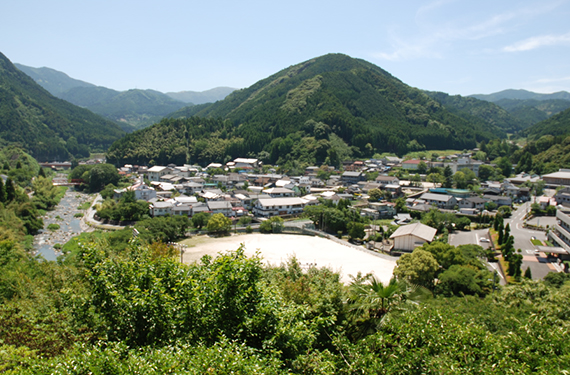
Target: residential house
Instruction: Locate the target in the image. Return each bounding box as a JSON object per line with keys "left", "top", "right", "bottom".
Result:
{"left": 341, "top": 171, "right": 365, "bottom": 185}
{"left": 375, "top": 175, "right": 400, "bottom": 186}
{"left": 263, "top": 187, "right": 295, "bottom": 197}
{"left": 483, "top": 195, "right": 512, "bottom": 207}
{"left": 452, "top": 157, "right": 483, "bottom": 177}
{"left": 147, "top": 166, "right": 173, "bottom": 181}
{"left": 458, "top": 196, "right": 486, "bottom": 211}
{"left": 402, "top": 159, "right": 423, "bottom": 171}
{"left": 390, "top": 222, "right": 438, "bottom": 252}
{"left": 233, "top": 158, "right": 259, "bottom": 169}
{"left": 420, "top": 193, "right": 458, "bottom": 209}
{"left": 555, "top": 187, "right": 570, "bottom": 207}
{"left": 368, "top": 202, "right": 397, "bottom": 218}
{"left": 253, "top": 197, "right": 307, "bottom": 217}
{"left": 150, "top": 201, "right": 174, "bottom": 217}
{"left": 207, "top": 201, "right": 234, "bottom": 217}
{"left": 172, "top": 204, "right": 192, "bottom": 216}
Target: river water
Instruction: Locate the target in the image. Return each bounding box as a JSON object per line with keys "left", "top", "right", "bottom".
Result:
{"left": 34, "top": 188, "right": 93, "bottom": 260}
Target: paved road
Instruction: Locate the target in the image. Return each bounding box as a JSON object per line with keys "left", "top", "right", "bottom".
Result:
{"left": 505, "top": 201, "right": 560, "bottom": 279}
{"left": 448, "top": 201, "right": 561, "bottom": 281}
{"left": 448, "top": 229, "right": 506, "bottom": 285}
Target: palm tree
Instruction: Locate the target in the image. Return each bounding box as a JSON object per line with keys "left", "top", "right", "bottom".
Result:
{"left": 347, "top": 274, "right": 431, "bottom": 338}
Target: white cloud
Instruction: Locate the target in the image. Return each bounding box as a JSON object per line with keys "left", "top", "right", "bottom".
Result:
{"left": 534, "top": 75, "right": 570, "bottom": 83}
{"left": 503, "top": 32, "right": 570, "bottom": 52}
{"left": 373, "top": 1, "right": 566, "bottom": 61}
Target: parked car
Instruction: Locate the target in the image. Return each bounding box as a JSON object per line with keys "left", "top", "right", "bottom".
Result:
{"left": 480, "top": 238, "right": 490, "bottom": 243}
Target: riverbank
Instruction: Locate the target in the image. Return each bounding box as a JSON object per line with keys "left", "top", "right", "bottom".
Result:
{"left": 34, "top": 188, "right": 95, "bottom": 260}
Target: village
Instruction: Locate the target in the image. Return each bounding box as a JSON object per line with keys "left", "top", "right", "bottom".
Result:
{"left": 89, "top": 153, "right": 570, "bottom": 263}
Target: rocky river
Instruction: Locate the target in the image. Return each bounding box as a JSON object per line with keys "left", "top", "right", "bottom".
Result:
{"left": 34, "top": 188, "right": 95, "bottom": 260}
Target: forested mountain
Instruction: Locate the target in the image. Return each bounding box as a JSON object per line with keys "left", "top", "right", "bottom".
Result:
{"left": 508, "top": 107, "right": 570, "bottom": 174}
{"left": 491, "top": 98, "right": 570, "bottom": 129}
{"left": 59, "top": 87, "right": 188, "bottom": 130}
{"left": 424, "top": 91, "right": 522, "bottom": 133}
{"left": 0, "top": 51, "right": 125, "bottom": 161}
{"left": 524, "top": 106, "right": 570, "bottom": 139}
{"left": 165, "top": 86, "right": 236, "bottom": 104}
{"left": 470, "top": 89, "right": 570, "bottom": 102}
{"left": 14, "top": 63, "right": 95, "bottom": 96}
{"left": 130, "top": 53, "right": 507, "bottom": 167}
{"left": 15, "top": 63, "right": 234, "bottom": 130}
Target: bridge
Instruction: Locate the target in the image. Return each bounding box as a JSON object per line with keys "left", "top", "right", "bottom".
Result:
{"left": 52, "top": 178, "right": 83, "bottom": 186}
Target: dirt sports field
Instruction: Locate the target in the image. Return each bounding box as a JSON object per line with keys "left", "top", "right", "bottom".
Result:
{"left": 180, "top": 233, "right": 397, "bottom": 284}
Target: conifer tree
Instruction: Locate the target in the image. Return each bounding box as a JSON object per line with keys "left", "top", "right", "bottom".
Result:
{"left": 5, "top": 178, "right": 16, "bottom": 202}
{"left": 0, "top": 179, "right": 5, "bottom": 203}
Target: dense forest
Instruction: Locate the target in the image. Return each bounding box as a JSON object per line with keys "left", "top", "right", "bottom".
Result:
{"left": 424, "top": 91, "right": 522, "bottom": 133}
{"left": 2, "top": 225, "right": 570, "bottom": 373}
{"left": 0, "top": 52, "right": 125, "bottom": 161}
{"left": 107, "top": 54, "right": 514, "bottom": 167}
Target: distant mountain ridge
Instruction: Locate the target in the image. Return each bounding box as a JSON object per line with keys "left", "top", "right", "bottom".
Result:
{"left": 14, "top": 63, "right": 234, "bottom": 130}
{"left": 469, "top": 89, "right": 570, "bottom": 129}
{"left": 470, "top": 89, "right": 570, "bottom": 102}
{"left": 59, "top": 87, "right": 188, "bottom": 130}
{"left": 0, "top": 52, "right": 125, "bottom": 161}
{"left": 14, "top": 63, "right": 95, "bottom": 96}
{"left": 166, "top": 87, "right": 237, "bottom": 104}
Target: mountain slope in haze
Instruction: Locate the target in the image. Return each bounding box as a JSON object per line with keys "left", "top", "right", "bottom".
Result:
{"left": 14, "top": 63, "right": 95, "bottom": 96}
{"left": 59, "top": 87, "right": 188, "bottom": 129}
{"left": 16, "top": 64, "right": 187, "bottom": 130}
{"left": 470, "top": 89, "right": 570, "bottom": 102}
{"left": 492, "top": 98, "right": 570, "bottom": 129}
{"left": 166, "top": 87, "right": 236, "bottom": 104}
{"left": 109, "top": 54, "right": 509, "bottom": 167}
{"left": 0, "top": 52, "right": 125, "bottom": 161}
{"left": 424, "top": 91, "right": 522, "bottom": 133}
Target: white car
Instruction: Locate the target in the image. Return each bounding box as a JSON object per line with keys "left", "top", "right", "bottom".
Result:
{"left": 480, "top": 238, "right": 490, "bottom": 243}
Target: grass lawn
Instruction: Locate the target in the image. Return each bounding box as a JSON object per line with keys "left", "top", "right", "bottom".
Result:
{"left": 531, "top": 239, "right": 543, "bottom": 246}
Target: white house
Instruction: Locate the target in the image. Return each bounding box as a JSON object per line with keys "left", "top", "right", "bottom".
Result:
{"left": 147, "top": 166, "right": 173, "bottom": 182}
{"left": 207, "top": 201, "right": 234, "bottom": 217}
{"left": 263, "top": 187, "right": 295, "bottom": 197}
{"left": 150, "top": 201, "right": 174, "bottom": 217}
{"left": 419, "top": 193, "right": 458, "bottom": 209}
{"left": 253, "top": 197, "right": 307, "bottom": 217}
{"left": 390, "top": 222, "right": 437, "bottom": 252}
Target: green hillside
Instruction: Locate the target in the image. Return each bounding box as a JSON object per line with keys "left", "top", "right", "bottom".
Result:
{"left": 60, "top": 87, "right": 188, "bottom": 129}
{"left": 424, "top": 91, "right": 522, "bottom": 133}
{"left": 14, "top": 63, "right": 95, "bottom": 96}
{"left": 509, "top": 107, "right": 570, "bottom": 174}
{"left": 16, "top": 64, "right": 187, "bottom": 130}
{"left": 492, "top": 98, "right": 570, "bottom": 129}
{"left": 162, "top": 54, "right": 505, "bottom": 165}
{"left": 0, "top": 51, "right": 125, "bottom": 161}
{"left": 524, "top": 106, "right": 570, "bottom": 139}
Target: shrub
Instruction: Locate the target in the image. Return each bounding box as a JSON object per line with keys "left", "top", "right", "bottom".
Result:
{"left": 47, "top": 224, "right": 60, "bottom": 231}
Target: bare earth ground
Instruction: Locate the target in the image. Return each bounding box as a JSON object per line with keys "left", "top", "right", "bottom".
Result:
{"left": 180, "top": 233, "right": 397, "bottom": 284}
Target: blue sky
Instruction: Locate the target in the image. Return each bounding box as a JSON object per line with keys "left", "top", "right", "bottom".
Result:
{"left": 2, "top": 0, "right": 570, "bottom": 95}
